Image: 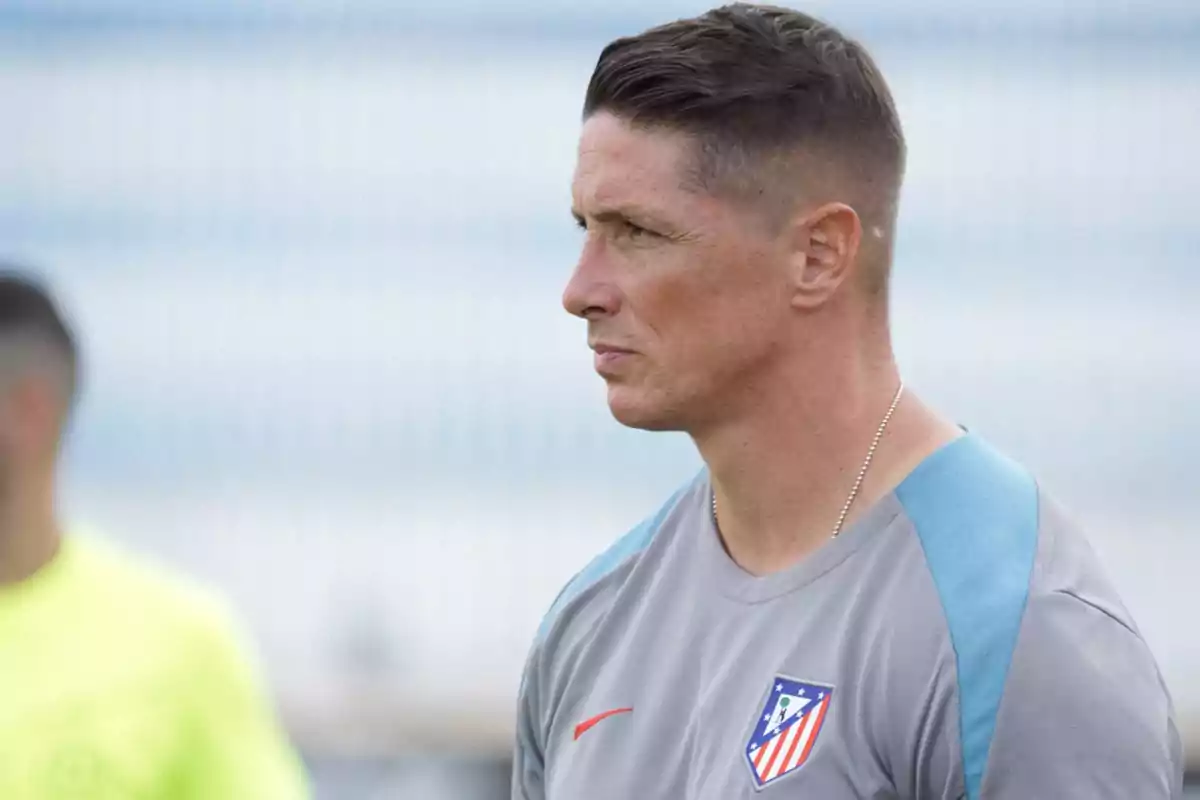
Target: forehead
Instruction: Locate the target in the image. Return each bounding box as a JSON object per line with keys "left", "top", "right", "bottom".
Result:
{"left": 572, "top": 112, "right": 699, "bottom": 213}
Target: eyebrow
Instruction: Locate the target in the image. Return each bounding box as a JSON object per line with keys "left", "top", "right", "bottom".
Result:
{"left": 571, "top": 205, "right": 671, "bottom": 230}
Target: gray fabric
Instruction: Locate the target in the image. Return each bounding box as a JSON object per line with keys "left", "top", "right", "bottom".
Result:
{"left": 978, "top": 499, "right": 1184, "bottom": 799}
{"left": 512, "top": 436, "right": 1182, "bottom": 798}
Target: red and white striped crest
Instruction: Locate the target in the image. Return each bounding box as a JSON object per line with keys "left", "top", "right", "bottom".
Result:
{"left": 744, "top": 676, "right": 833, "bottom": 787}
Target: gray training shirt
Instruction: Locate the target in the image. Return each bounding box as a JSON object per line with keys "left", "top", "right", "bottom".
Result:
{"left": 512, "top": 434, "right": 1183, "bottom": 798}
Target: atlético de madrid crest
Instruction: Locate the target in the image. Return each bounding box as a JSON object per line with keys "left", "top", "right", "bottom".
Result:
{"left": 745, "top": 676, "right": 834, "bottom": 788}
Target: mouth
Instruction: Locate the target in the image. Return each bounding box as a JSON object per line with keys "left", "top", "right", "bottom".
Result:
{"left": 590, "top": 343, "right": 637, "bottom": 374}
{"left": 591, "top": 343, "right": 636, "bottom": 356}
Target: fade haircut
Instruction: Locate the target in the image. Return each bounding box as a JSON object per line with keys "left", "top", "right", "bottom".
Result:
{"left": 583, "top": 4, "right": 905, "bottom": 291}
{"left": 0, "top": 269, "right": 79, "bottom": 406}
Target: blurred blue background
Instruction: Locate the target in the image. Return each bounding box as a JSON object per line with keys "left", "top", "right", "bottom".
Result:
{"left": 1, "top": 0, "right": 1197, "bottom": 796}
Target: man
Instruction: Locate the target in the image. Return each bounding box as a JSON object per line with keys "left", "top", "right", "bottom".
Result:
{"left": 0, "top": 271, "right": 309, "bottom": 798}
{"left": 512, "top": 5, "right": 1183, "bottom": 799}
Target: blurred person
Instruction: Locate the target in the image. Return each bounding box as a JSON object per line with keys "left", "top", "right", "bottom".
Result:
{"left": 513, "top": 5, "right": 1183, "bottom": 799}
{"left": 0, "top": 271, "right": 309, "bottom": 798}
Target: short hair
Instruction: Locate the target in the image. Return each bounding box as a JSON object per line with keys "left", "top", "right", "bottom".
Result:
{"left": 583, "top": 4, "right": 905, "bottom": 242}
{"left": 0, "top": 269, "right": 79, "bottom": 404}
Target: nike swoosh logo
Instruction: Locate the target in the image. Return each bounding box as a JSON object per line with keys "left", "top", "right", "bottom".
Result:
{"left": 574, "top": 707, "right": 634, "bottom": 740}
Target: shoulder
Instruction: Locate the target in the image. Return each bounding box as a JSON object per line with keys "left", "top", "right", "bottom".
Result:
{"left": 73, "top": 534, "right": 234, "bottom": 626}
{"left": 534, "top": 472, "right": 704, "bottom": 650}
{"left": 980, "top": 499, "right": 1183, "bottom": 796}
{"left": 70, "top": 533, "right": 256, "bottom": 674}
{"left": 892, "top": 433, "right": 1146, "bottom": 675}
{"left": 895, "top": 433, "right": 1040, "bottom": 585}
{"left": 1005, "top": 492, "right": 1175, "bottom": 729}
{"left": 891, "top": 436, "right": 1044, "bottom": 795}
{"left": 894, "top": 433, "right": 1041, "bottom": 646}
{"left": 892, "top": 435, "right": 1040, "bottom": 735}
{"left": 889, "top": 436, "right": 1043, "bottom": 797}
{"left": 892, "top": 435, "right": 1179, "bottom": 796}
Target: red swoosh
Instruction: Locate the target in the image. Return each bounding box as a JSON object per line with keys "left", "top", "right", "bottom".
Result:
{"left": 573, "top": 707, "right": 634, "bottom": 741}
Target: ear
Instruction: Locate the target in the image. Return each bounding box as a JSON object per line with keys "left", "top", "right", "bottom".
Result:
{"left": 787, "top": 202, "right": 862, "bottom": 309}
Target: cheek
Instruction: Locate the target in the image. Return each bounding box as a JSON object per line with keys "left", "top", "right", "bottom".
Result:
{"left": 628, "top": 272, "right": 722, "bottom": 349}
{"left": 636, "top": 287, "right": 749, "bottom": 388}
{"left": 621, "top": 240, "right": 786, "bottom": 366}
{"left": 677, "top": 274, "right": 789, "bottom": 375}
{"left": 628, "top": 244, "right": 726, "bottom": 328}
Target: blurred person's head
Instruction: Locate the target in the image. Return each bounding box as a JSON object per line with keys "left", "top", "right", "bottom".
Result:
{"left": 564, "top": 3, "right": 905, "bottom": 434}
{"left": 0, "top": 271, "right": 78, "bottom": 507}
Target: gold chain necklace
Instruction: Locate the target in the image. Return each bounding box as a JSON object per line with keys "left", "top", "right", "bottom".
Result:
{"left": 711, "top": 381, "right": 905, "bottom": 540}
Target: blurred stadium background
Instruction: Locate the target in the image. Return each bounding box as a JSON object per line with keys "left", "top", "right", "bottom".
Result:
{"left": 1, "top": 0, "right": 1197, "bottom": 797}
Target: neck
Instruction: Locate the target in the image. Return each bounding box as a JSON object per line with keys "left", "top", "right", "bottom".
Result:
{"left": 694, "top": 351, "right": 960, "bottom": 576}
{"left": 0, "top": 477, "right": 61, "bottom": 587}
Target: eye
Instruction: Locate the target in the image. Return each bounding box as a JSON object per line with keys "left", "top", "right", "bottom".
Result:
{"left": 574, "top": 215, "right": 588, "bottom": 232}
{"left": 617, "top": 221, "right": 658, "bottom": 242}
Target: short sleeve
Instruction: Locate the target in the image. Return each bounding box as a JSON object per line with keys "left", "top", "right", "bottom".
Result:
{"left": 512, "top": 640, "right": 548, "bottom": 800}
{"left": 979, "top": 590, "right": 1183, "bottom": 799}
{"left": 172, "top": 599, "right": 310, "bottom": 800}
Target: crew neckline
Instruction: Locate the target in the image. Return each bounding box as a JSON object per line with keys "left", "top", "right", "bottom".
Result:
{"left": 697, "top": 433, "right": 974, "bottom": 604}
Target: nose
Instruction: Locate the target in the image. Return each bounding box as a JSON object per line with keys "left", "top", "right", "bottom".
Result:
{"left": 562, "top": 236, "right": 620, "bottom": 319}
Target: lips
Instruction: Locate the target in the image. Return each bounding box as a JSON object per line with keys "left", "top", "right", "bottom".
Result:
{"left": 590, "top": 343, "right": 636, "bottom": 373}
{"left": 590, "top": 344, "right": 635, "bottom": 356}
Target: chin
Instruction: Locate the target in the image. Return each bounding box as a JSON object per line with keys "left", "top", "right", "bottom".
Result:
{"left": 605, "top": 386, "right": 682, "bottom": 432}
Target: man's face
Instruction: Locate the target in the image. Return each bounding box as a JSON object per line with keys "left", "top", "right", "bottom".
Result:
{"left": 565, "top": 112, "right": 796, "bottom": 432}
{"left": 0, "top": 370, "right": 63, "bottom": 495}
